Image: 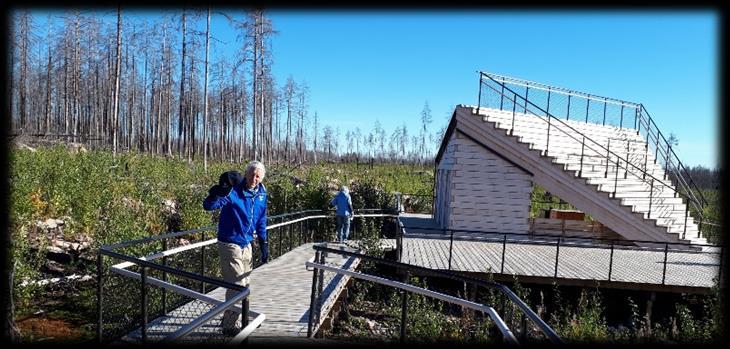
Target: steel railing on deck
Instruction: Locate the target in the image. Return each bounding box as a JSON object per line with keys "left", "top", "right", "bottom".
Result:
{"left": 395, "top": 223, "right": 723, "bottom": 287}
{"left": 97, "top": 208, "right": 399, "bottom": 343}
{"left": 306, "top": 244, "right": 563, "bottom": 344}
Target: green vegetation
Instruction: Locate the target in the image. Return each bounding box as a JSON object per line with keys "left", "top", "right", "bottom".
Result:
{"left": 325, "top": 269, "right": 725, "bottom": 344}
{"left": 8, "top": 145, "right": 433, "bottom": 317}
{"left": 9, "top": 145, "right": 722, "bottom": 344}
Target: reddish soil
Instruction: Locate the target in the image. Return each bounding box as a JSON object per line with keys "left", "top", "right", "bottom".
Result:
{"left": 17, "top": 316, "right": 88, "bottom": 342}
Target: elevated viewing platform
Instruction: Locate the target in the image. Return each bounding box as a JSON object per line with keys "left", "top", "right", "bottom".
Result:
{"left": 398, "top": 213, "right": 721, "bottom": 293}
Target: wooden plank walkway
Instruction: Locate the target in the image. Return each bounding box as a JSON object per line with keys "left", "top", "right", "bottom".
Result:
{"left": 119, "top": 213, "right": 718, "bottom": 343}
{"left": 399, "top": 214, "right": 721, "bottom": 290}
{"left": 120, "top": 242, "right": 363, "bottom": 343}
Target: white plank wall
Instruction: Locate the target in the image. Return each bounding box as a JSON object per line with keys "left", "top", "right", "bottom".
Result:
{"left": 439, "top": 132, "right": 532, "bottom": 234}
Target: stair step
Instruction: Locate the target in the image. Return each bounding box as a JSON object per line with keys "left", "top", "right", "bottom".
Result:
{"left": 467, "top": 106, "right": 711, "bottom": 247}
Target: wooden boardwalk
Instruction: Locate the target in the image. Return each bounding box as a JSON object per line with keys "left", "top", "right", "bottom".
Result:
{"left": 120, "top": 242, "right": 361, "bottom": 343}
{"left": 399, "top": 214, "right": 721, "bottom": 291}
{"left": 119, "top": 213, "right": 719, "bottom": 343}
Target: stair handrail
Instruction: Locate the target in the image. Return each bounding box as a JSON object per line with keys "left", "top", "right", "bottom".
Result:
{"left": 638, "top": 104, "right": 709, "bottom": 207}
{"left": 477, "top": 71, "right": 706, "bottom": 234}
{"left": 478, "top": 72, "right": 675, "bottom": 191}
{"left": 637, "top": 115, "right": 707, "bottom": 219}
{"left": 637, "top": 115, "right": 706, "bottom": 226}
{"left": 478, "top": 71, "right": 713, "bottom": 228}
{"left": 478, "top": 72, "right": 708, "bottom": 201}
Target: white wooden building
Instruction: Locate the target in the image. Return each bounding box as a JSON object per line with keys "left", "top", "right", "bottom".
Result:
{"left": 432, "top": 104, "right": 709, "bottom": 248}
{"left": 435, "top": 119, "right": 532, "bottom": 234}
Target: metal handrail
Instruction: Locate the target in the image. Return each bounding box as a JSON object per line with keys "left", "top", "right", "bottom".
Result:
{"left": 400, "top": 225, "right": 721, "bottom": 251}
{"left": 309, "top": 244, "right": 563, "bottom": 344}
{"left": 477, "top": 72, "right": 713, "bottom": 233}
{"left": 479, "top": 71, "right": 641, "bottom": 109}
{"left": 308, "top": 259, "right": 520, "bottom": 344}
{"left": 640, "top": 105, "right": 708, "bottom": 206}
{"left": 396, "top": 219, "right": 721, "bottom": 289}
{"left": 98, "top": 209, "right": 401, "bottom": 344}
{"left": 480, "top": 71, "right": 714, "bottom": 229}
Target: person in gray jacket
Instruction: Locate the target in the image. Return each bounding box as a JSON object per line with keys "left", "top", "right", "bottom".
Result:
{"left": 330, "top": 186, "right": 354, "bottom": 242}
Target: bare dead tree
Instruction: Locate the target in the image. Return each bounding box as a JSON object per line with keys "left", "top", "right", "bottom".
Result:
{"left": 283, "top": 76, "right": 296, "bottom": 162}
{"left": 202, "top": 6, "right": 211, "bottom": 172}
{"left": 18, "top": 10, "right": 30, "bottom": 134}
{"left": 112, "top": 6, "right": 122, "bottom": 155}
{"left": 313, "top": 111, "right": 318, "bottom": 163}
{"left": 177, "top": 8, "right": 187, "bottom": 159}
{"left": 420, "top": 101, "right": 432, "bottom": 165}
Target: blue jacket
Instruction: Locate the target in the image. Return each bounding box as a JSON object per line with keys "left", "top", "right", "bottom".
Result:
{"left": 203, "top": 182, "right": 268, "bottom": 248}
{"left": 330, "top": 191, "right": 353, "bottom": 216}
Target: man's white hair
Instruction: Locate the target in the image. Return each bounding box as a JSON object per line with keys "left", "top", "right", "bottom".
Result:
{"left": 245, "top": 160, "right": 266, "bottom": 179}
{"left": 341, "top": 186, "right": 349, "bottom": 193}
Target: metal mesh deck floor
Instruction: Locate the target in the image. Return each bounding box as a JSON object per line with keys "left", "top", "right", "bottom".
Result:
{"left": 399, "top": 214, "right": 720, "bottom": 289}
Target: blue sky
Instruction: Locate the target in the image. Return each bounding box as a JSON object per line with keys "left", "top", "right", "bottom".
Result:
{"left": 26, "top": 9, "right": 719, "bottom": 168}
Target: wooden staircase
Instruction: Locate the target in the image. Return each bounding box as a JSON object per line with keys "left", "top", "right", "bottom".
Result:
{"left": 454, "top": 104, "right": 708, "bottom": 248}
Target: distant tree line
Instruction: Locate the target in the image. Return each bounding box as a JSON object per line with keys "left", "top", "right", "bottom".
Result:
{"left": 8, "top": 8, "right": 442, "bottom": 167}
{"left": 684, "top": 165, "right": 719, "bottom": 190}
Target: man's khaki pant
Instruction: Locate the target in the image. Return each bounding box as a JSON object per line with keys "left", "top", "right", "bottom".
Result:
{"left": 217, "top": 242, "right": 252, "bottom": 329}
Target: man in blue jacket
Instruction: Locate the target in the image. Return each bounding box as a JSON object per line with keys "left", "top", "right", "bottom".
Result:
{"left": 203, "top": 160, "right": 269, "bottom": 335}
{"left": 330, "top": 186, "right": 353, "bottom": 243}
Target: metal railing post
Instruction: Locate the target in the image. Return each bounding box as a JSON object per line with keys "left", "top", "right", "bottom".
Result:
{"left": 546, "top": 88, "right": 551, "bottom": 115}
{"left": 625, "top": 140, "right": 630, "bottom": 179}
{"left": 613, "top": 157, "right": 620, "bottom": 198}
{"left": 718, "top": 247, "right": 724, "bottom": 283}
{"left": 302, "top": 219, "right": 307, "bottom": 246}
{"left": 661, "top": 243, "right": 669, "bottom": 285}
{"left": 524, "top": 84, "right": 529, "bottom": 113}
{"left": 510, "top": 93, "right": 517, "bottom": 135}
{"left": 648, "top": 179, "right": 654, "bottom": 219}
{"left": 579, "top": 136, "right": 585, "bottom": 177}
{"left": 645, "top": 116, "right": 652, "bottom": 148}
{"left": 288, "top": 220, "right": 293, "bottom": 252}
{"left": 635, "top": 106, "right": 640, "bottom": 133}
{"left": 397, "top": 225, "right": 403, "bottom": 262}
{"left": 545, "top": 115, "right": 551, "bottom": 156}
{"left": 97, "top": 252, "right": 103, "bottom": 343}
{"left": 278, "top": 224, "right": 283, "bottom": 257}
{"left": 602, "top": 98, "right": 607, "bottom": 125}
{"left": 607, "top": 241, "right": 615, "bottom": 281}
{"left": 316, "top": 250, "right": 326, "bottom": 326}
{"left": 585, "top": 98, "right": 590, "bottom": 123}
{"left": 307, "top": 251, "right": 320, "bottom": 338}
{"left": 499, "top": 78, "right": 505, "bottom": 111}
{"left": 448, "top": 229, "right": 454, "bottom": 270}
{"left": 566, "top": 94, "right": 572, "bottom": 120}
{"left": 200, "top": 232, "right": 205, "bottom": 293}
{"left": 500, "top": 234, "right": 507, "bottom": 273}
{"left": 643, "top": 142, "right": 649, "bottom": 180}
{"left": 619, "top": 105, "right": 624, "bottom": 129}
{"left": 605, "top": 139, "right": 611, "bottom": 178}
{"left": 477, "top": 73, "right": 483, "bottom": 114}
{"left": 664, "top": 144, "right": 670, "bottom": 180}
{"left": 141, "top": 266, "right": 148, "bottom": 343}
{"left": 682, "top": 205, "right": 689, "bottom": 240}
{"left": 162, "top": 239, "right": 168, "bottom": 314}
{"left": 554, "top": 238, "right": 561, "bottom": 278}
{"left": 242, "top": 297, "right": 250, "bottom": 345}
{"left": 400, "top": 271, "right": 410, "bottom": 343}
